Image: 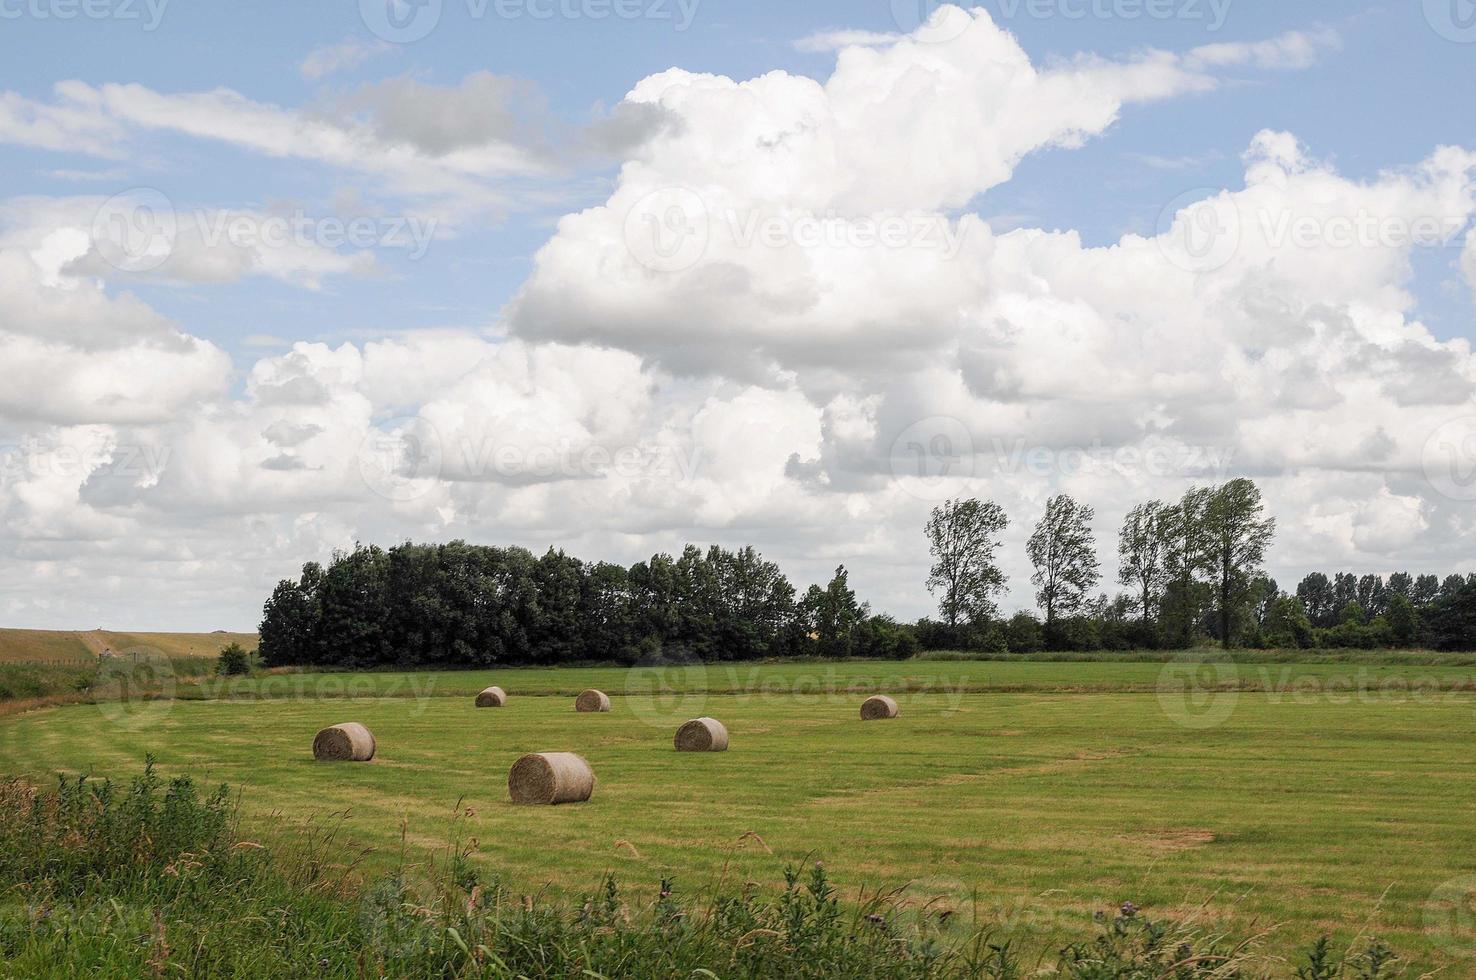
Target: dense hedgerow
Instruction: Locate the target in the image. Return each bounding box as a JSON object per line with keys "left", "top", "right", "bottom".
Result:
{"left": 258, "top": 541, "right": 912, "bottom": 670}
{"left": 0, "top": 762, "right": 1407, "bottom": 978}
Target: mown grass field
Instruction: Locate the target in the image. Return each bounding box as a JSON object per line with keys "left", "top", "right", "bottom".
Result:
{"left": 175, "top": 655, "right": 1476, "bottom": 701}
{"left": 4, "top": 659, "right": 1476, "bottom": 973}
{"left": 0, "top": 627, "right": 257, "bottom": 663}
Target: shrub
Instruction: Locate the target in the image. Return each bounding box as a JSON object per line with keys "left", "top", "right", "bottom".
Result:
{"left": 852, "top": 615, "right": 919, "bottom": 660}
{"left": 216, "top": 642, "right": 253, "bottom": 676}
{"left": 1004, "top": 612, "right": 1042, "bottom": 653}
{"left": 1042, "top": 616, "right": 1102, "bottom": 653}
{"left": 1265, "top": 595, "right": 1315, "bottom": 649}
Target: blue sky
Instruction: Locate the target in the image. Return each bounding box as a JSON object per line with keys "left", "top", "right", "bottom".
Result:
{"left": 6, "top": 1, "right": 1473, "bottom": 361}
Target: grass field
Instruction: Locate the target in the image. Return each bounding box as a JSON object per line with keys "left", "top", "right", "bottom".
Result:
{"left": 0, "top": 627, "right": 257, "bottom": 663}
{"left": 174, "top": 656, "right": 1476, "bottom": 701}
{"left": 3, "top": 659, "right": 1475, "bottom": 973}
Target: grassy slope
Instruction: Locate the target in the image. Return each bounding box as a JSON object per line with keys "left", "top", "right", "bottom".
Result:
{"left": 2, "top": 662, "right": 1474, "bottom": 973}
{"left": 0, "top": 628, "right": 258, "bottom": 663}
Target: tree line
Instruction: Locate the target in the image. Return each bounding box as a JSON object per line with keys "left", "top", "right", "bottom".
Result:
{"left": 259, "top": 478, "right": 1476, "bottom": 667}
{"left": 921, "top": 478, "right": 1476, "bottom": 652}
{"left": 258, "top": 541, "right": 917, "bottom": 669}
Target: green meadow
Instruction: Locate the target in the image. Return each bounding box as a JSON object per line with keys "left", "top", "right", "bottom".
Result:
{"left": 4, "top": 658, "right": 1476, "bottom": 973}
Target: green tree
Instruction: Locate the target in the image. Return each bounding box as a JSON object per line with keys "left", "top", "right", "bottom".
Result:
{"left": 803, "top": 565, "right": 867, "bottom": 658}
{"left": 258, "top": 566, "right": 319, "bottom": 668}
{"left": 1295, "top": 572, "right": 1336, "bottom": 628}
{"left": 1427, "top": 580, "right": 1476, "bottom": 651}
{"left": 1203, "top": 479, "right": 1277, "bottom": 650}
{"left": 1027, "top": 494, "right": 1101, "bottom": 624}
{"left": 1356, "top": 574, "right": 1387, "bottom": 618}
{"left": 1159, "top": 487, "right": 1214, "bottom": 647}
{"left": 534, "top": 548, "right": 585, "bottom": 665}
{"left": 925, "top": 498, "right": 1009, "bottom": 627}
{"left": 1117, "top": 501, "right": 1167, "bottom": 624}
{"left": 1386, "top": 572, "right": 1413, "bottom": 599}
{"left": 1004, "top": 612, "right": 1043, "bottom": 653}
{"left": 1411, "top": 574, "right": 1441, "bottom": 608}
{"left": 1386, "top": 593, "right": 1420, "bottom": 648}
{"left": 1264, "top": 595, "right": 1313, "bottom": 649}
{"left": 1249, "top": 575, "right": 1279, "bottom": 628}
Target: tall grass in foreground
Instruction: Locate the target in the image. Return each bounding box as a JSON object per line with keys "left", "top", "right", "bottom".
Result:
{"left": 0, "top": 762, "right": 1409, "bottom": 978}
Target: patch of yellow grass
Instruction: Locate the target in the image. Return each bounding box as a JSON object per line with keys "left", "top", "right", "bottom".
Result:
{"left": 0, "top": 628, "right": 258, "bottom": 664}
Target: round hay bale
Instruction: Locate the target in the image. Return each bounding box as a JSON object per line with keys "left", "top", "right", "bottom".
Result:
{"left": 508, "top": 752, "right": 595, "bottom": 805}
{"left": 860, "top": 695, "right": 900, "bottom": 720}
{"left": 475, "top": 686, "right": 507, "bottom": 708}
{"left": 313, "top": 722, "right": 376, "bottom": 762}
{"left": 674, "top": 717, "right": 729, "bottom": 752}
{"left": 575, "top": 689, "right": 611, "bottom": 713}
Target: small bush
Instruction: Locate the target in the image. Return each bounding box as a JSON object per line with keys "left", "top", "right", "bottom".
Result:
{"left": 1042, "top": 616, "right": 1102, "bottom": 652}
{"left": 852, "top": 615, "right": 920, "bottom": 660}
{"left": 1004, "top": 612, "right": 1043, "bottom": 653}
{"left": 216, "top": 642, "right": 253, "bottom": 676}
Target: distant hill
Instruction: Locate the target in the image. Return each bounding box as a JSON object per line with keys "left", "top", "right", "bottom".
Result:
{"left": 0, "top": 629, "right": 259, "bottom": 664}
